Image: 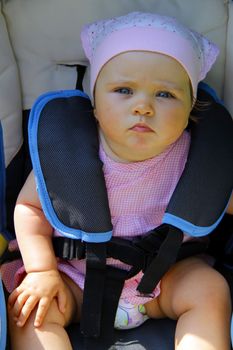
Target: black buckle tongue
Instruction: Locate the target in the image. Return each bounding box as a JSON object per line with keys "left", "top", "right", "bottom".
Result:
{"left": 137, "top": 224, "right": 183, "bottom": 294}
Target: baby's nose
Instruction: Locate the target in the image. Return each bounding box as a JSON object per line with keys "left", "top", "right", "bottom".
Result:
{"left": 133, "top": 102, "right": 154, "bottom": 117}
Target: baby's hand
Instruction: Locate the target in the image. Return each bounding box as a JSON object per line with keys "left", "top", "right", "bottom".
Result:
{"left": 8, "top": 269, "right": 67, "bottom": 328}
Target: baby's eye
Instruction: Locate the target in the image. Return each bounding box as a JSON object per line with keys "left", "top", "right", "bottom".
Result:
{"left": 156, "top": 91, "right": 174, "bottom": 98}
{"left": 115, "top": 87, "right": 133, "bottom": 95}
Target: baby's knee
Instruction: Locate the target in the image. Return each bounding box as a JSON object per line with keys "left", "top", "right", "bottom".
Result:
{"left": 186, "top": 267, "right": 231, "bottom": 315}
{"left": 164, "top": 259, "right": 231, "bottom": 318}
{"left": 202, "top": 269, "right": 231, "bottom": 306}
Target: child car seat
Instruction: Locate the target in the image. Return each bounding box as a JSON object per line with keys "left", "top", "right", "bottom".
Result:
{"left": 1, "top": 1, "right": 233, "bottom": 349}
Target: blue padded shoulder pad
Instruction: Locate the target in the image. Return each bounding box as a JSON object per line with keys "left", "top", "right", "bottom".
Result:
{"left": 163, "top": 88, "right": 233, "bottom": 236}
{"left": 28, "top": 90, "right": 113, "bottom": 242}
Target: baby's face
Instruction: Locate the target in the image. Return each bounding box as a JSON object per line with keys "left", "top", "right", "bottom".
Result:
{"left": 94, "top": 51, "right": 192, "bottom": 162}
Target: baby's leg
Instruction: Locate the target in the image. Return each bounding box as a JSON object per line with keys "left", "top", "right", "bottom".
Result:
{"left": 8, "top": 273, "right": 83, "bottom": 350}
{"left": 145, "top": 257, "right": 232, "bottom": 350}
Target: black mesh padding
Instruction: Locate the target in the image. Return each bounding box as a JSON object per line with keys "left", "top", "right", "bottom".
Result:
{"left": 37, "top": 96, "right": 112, "bottom": 233}
{"left": 166, "top": 90, "right": 233, "bottom": 227}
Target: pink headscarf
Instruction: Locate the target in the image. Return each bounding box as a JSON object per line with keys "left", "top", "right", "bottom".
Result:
{"left": 81, "top": 12, "right": 219, "bottom": 98}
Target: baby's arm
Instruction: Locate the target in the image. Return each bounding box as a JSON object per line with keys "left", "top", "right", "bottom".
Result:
{"left": 14, "top": 171, "right": 56, "bottom": 271}
{"left": 8, "top": 171, "right": 67, "bottom": 327}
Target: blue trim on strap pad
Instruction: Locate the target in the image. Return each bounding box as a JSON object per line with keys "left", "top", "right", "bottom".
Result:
{"left": 162, "top": 208, "right": 226, "bottom": 237}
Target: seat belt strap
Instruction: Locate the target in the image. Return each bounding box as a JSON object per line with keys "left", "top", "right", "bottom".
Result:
{"left": 137, "top": 225, "right": 183, "bottom": 294}
{"left": 80, "top": 243, "right": 107, "bottom": 337}
{"left": 84, "top": 266, "right": 128, "bottom": 350}
{"left": 83, "top": 266, "right": 127, "bottom": 349}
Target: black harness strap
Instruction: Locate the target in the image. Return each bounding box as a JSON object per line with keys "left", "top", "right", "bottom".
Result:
{"left": 83, "top": 267, "right": 128, "bottom": 349}
{"left": 137, "top": 225, "right": 184, "bottom": 294}
{"left": 107, "top": 237, "right": 145, "bottom": 277}
{"left": 101, "top": 266, "right": 128, "bottom": 330}
{"left": 80, "top": 243, "right": 107, "bottom": 337}
{"left": 177, "top": 240, "right": 208, "bottom": 260}
{"left": 50, "top": 231, "right": 207, "bottom": 269}
{"left": 53, "top": 237, "right": 85, "bottom": 260}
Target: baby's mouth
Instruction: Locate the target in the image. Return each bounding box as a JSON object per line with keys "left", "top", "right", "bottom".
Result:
{"left": 130, "top": 123, "right": 153, "bottom": 132}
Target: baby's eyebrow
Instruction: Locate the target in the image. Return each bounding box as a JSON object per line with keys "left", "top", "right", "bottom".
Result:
{"left": 153, "top": 80, "right": 185, "bottom": 92}
{"left": 106, "top": 79, "right": 136, "bottom": 86}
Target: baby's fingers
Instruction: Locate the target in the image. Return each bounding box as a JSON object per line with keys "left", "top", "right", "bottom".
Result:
{"left": 8, "top": 288, "right": 21, "bottom": 308}
{"left": 8, "top": 290, "right": 31, "bottom": 319}
{"left": 57, "top": 289, "right": 67, "bottom": 314}
{"left": 10, "top": 292, "right": 29, "bottom": 319}
{"left": 34, "top": 297, "right": 50, "bottom": 327}
{"left": 16, "top": 295, "right": 38, "bottom": 327}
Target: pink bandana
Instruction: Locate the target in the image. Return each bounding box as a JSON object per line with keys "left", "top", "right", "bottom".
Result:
{"left": 81, "top": 12, "right": 219, "bottom": 98}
